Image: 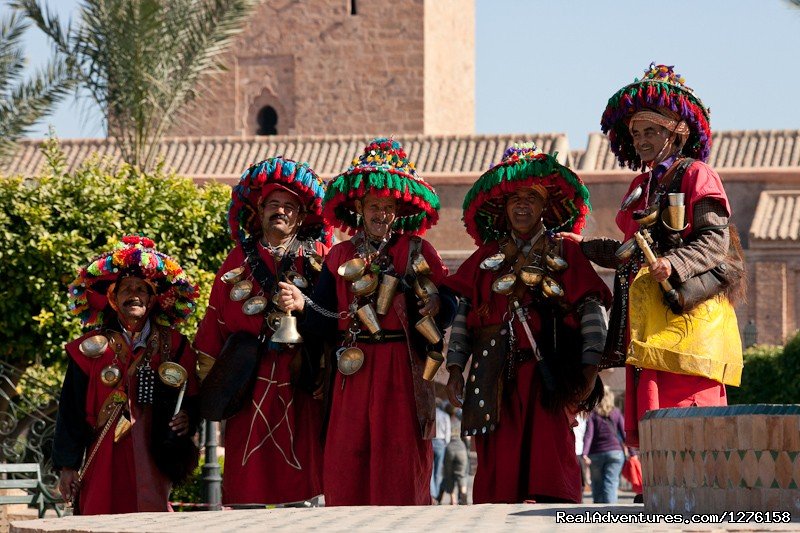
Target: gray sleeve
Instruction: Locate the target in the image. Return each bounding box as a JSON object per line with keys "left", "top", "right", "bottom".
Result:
{"left": 579, "top": 296, "right": 608, "bottom": 366}
{"left": 446, "top": 298, "right": 471, "bottom": 370}
{"left": 580, "top": 238, "right": 624, "bottom": 270}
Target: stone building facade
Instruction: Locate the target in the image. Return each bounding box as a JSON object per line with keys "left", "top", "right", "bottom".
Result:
{"left": 168, "top": 0, "right": 474, "bottom": 138}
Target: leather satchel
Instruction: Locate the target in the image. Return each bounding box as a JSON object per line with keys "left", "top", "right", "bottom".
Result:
{"left": 199, "top": 331, "right": 261, "bottom": 421}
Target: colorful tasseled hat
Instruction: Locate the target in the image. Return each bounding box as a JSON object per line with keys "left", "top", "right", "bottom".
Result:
{"left": 323, "top": 138, "right": 440, "bottom": 236}
{"left": 229, "top": 156, "right": 330, "bottom": 245}
{"left": 68, "top": 235, "right": 199, "bottom": 328}
{"left": 601, "top": 63, "right": 711, "bottom": 170}
{"left": 462, "top": 143, "right": 590, "bottom": 246}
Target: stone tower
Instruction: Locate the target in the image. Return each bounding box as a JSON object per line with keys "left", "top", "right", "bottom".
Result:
{"left": 170, "top": 0, "right": 475, "bottom": 137}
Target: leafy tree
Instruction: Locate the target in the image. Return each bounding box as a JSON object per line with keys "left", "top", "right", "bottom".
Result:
{"left": 12, "top": 0, "right": 258, "bottom": 171}
{"left": 0, "top": 12, "right": 70, "bottom": 163}
{"left": 0, "top": 136, "right": 232, "bottom": 381}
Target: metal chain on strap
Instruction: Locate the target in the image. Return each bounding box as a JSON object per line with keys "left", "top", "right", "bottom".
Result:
{"left": 301, "top": 294, "right": 349, "bottom": 320}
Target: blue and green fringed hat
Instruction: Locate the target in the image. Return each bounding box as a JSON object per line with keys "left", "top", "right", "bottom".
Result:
{"left": 601, "top": 63, "right": 712, "bottom": 171}
{"left": 229, "top": 156, "right": 331, "bottom": 245}
{"left": 463, "top": 143, "right": 591, "bottom": 246}
{"left": 323, "top": 138, "right": 440, "bottom": 236}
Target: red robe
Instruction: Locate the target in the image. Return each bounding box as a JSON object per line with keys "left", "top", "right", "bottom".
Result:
{"left": 322, "top": 234, "right": 447, "bottom": 506}
{"left": 193, "top": 242, "right": 326, "bottom": 504}
{"left": 65, "top": 326, "right": 198, "bottom": 515}
{"left": 444, "top": 239, "right": 611, "bottom": 503}
{"left": 616, "top": 161, "right": 730, "bottom": 448}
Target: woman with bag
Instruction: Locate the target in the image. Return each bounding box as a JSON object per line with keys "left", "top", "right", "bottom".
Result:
{"left": 582, "top": 387, "right": 625, "bottom": 504}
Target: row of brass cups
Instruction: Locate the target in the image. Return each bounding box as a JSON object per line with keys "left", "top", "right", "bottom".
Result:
{"left": 480, "top": 252, "right": 568, "bottom": 298}
{"left": 337, "top": 256, "right": 443, "bottom": 344}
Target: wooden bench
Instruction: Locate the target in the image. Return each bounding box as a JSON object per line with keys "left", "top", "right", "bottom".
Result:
{"left": 0, "top": 463, "right": 63, "bottom": 518}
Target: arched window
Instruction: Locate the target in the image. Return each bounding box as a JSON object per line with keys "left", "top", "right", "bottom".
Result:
{"left": 256, "top": 105, "right": 278, "bottom": 135}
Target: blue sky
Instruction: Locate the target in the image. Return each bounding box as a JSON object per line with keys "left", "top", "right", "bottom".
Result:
{"left": 9, "top": 0, "right": 800, "bottom": 148}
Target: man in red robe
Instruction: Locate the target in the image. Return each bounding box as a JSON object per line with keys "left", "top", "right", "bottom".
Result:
{"left": 279, "top": 138, "right": 456, "bottom": 505}
{"left": 54, "top": 236, "right": 200, "bottom": 514}
{"left": 559, "top": 65, "right": 744, "bottom": 454}
{"left": 443, "top": 144, "right": 611, "bottom": 504}
{"left": 193, "top": 157, "right": 330, "bottom": 505}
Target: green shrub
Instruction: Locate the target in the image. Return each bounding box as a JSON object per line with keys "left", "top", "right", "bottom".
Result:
{"left": 728, "top": 343, "right": 784, "bottom": 405}
{"left": 0, "top": 136, "right": 232, "bottom": 373}
{"left": 170, "top": 454, "right": 225, "bottom": 507}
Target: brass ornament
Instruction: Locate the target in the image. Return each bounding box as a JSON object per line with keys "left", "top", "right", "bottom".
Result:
{"left": 242, "top": 296, "right": 268, "bottom": 315}
{"left": 422, "top": 351, "right": 444, "bottom": 381}
{"left": 356, "top": 303, "right": 382, "bottom": 335}
{"left": 351, "top": 272, "right": 379, "bottom": 297}
{"left": 545, "top": 253, "right": 568, "bottom": 273}
{"left": 375, "top": 274, "right": 400, "bottom": 315}
{"left": 230, "top": 280, "right": 253, "bottom": 301}
{"left": 615, "top": 238, "right": 637, "bottom": 262}
{"left": 100, "top": 364, "right": 122, "bottom": 387}
{"left": 270, "top": 313, "right": 304, "bottom": 344}
{"left": 337, "top": 346, "right": 365, "bottom": 376}
{"left": 479, "top": 253, "right": 505, "bottom": 271}
{"left": 338, "top": 258, "right": 367, "bottom": 281}
{"left": 157, "top": 362, "right": 188, "bottom": 388}
{"left": 491, "top": 273, "right": 517, "bottom": 295}
{"left": 221, "top": 266, "right": 246, "bottom": 284}
{"left": 413, "top": 277, "right": 439, "bottom": 301}
{"left": 308, "top": 253, "right": 324, "bottom": 273}
{"left": 519, "top": 266, "right": 545, "bottom": 287}
{"left": 415, "top": 315, "right": 443, "bottom": 344}
{"left": 285, "top": 271, "right": 308, "bottom": 289}
{"left": 411, "top": 254, "right": 432, "bottom": 276}
{"left": 266, "top": 311, "right": 284, "bottom": 331}
{"left": 541, "top": 276, "right": 564, "bottom": 298}
{"left": 621, "top": 184, "right": 643, "bottom": 210}
{"left": 79, "top": 335, "right": 109, "bottom": 358}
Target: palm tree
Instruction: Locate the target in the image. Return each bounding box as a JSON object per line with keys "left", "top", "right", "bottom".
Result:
{"left": 0, "top": 12, "right": 71, "bottom": 164}
{"left": 13, "top": 0, "right": 258, "bottom": 171}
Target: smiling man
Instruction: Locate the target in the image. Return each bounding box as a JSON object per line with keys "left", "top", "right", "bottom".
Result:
{"left": 279, "top": 138, "right": 456, "bottom": 505}
{"left": 193, "top": 157, "right": 330, "bottom": 506}
{"left": 54, "top": 236, "right": 200, "bottom": 514}
{"left": 442, "top": 144, "right": 611, "bottom": 504}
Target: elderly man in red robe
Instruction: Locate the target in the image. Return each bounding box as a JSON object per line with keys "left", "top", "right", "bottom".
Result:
{"left": 559, "top": 65, "right": 744, "bottom": 460}
{"left": 443, "top": 144, "right": 611, "bottom": 504}
{"left": 193, "top": 157, "right": 330, "bottom": 505}
{"left": 54, "top": 236, "right": 200, "bottom": 514}
{"left": 279, "top": 138, "right": 456, "bottom": 505}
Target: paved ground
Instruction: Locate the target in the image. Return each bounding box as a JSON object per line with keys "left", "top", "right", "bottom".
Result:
{"left": 9, "top": 503, "right": 800, "bottom": 533}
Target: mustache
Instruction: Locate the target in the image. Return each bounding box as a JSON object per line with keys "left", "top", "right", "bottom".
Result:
{"left": 123, "top": 297, "right": 145, "bottom": 307}
{"left": 269, "top": 214, "right": 289, "bottom": 223}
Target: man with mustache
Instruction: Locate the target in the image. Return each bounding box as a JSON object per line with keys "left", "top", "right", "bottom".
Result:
{"left": 53, "top": 236, "right": 200, "bottom": 514}
{"left": 559, "top": 65, "right": 744, "bottom": 468}
{"left": 442, "top": 144, "right": 611, "bottom": 503}
{"left": 279, "top": 138, "right": 456, "bottom": 505}
{"left": 194, "top": 157, "right": 330, "bottom": 505}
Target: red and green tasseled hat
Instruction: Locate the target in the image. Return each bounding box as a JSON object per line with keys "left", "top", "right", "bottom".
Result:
{"left": 462, "top": 143, "right": 591, "bottom": 246}
{"left": 228, "top": 156, "right": 331, "bottom": 245}
{"left": 323, "top": 138, "right": 440, "bottom": 236}
{"left": 67, "top": 235, "right": 199, "bottom": 328}
{"left": 601, "top": 63, "right": 712, "bottom": 171}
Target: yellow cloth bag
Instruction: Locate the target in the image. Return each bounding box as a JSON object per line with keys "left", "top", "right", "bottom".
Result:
{"left": 627, "top": 267, "right": 743, "bottom": 386}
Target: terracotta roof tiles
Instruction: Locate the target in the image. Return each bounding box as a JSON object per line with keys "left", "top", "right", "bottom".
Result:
{"left": 750, "top": 190, "right": 800, "bottom": 242}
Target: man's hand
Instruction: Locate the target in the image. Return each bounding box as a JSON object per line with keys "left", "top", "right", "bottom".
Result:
{"left": 58, "top": 468, "right": 80, "bottom": 502}
{"left": 169, "top": 410, "right": 189, "bottom": 436}
{"left": 649, "top": 257, "right": 673, "bottom": 283}
{"left": 446, "top": 367, "right": 465, "bottom": 408}
{"left": 556, "top": 232, "right": 584, "bottom": 244}
{"left": 277, "top": 281, "right": 305, "bottom": 312}
{"left": 582, "top": 454, "right": 592, "bottom": 466}
{"left": 418, "top": 293, "right": 441, "bottom": 317}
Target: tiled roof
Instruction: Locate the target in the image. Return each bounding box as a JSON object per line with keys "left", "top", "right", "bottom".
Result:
{"left": 576, "top": 130, "right": 800, "bottom": 172}
{"left": 2, "top": 133, "right": 569, "bottom": 179}
{"left": 749, "top": 190, "right": 800, "bottom": 242}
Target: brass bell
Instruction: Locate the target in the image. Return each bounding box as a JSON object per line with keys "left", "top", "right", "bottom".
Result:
{"left": 270, "top": 312, "right": 304, "bottom": 345}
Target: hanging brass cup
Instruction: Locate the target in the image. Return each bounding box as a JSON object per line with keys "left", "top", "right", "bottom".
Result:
{"left": 411, "top": 254, "right": 432, "bottom": 276}
{"left": 285, "top": 271, "right": 308, "bottom": 289}
{"left": 351, "top": 272, "right": 379, "bottom": 297}
{"left": 491, "top": 273, "right": 517, "bottom": 295}
{"left": 615, "top": 238, "right": 637, "bottom": 262}
{"left": 79, "top": 335, "right": 109, "bottom": 358}
{"left": 242, "top": 296, "right": 269, "bottom": 315}
{"left": 230, "top": 280, "right": 253, "bottom": 301}
{"left": 415, "top": 315, "right": 443, "bottom": 344}
{"left": 422, "top": 351, "right": 444, "bottom": 381}
{"left": 308, "top": 253, "right": 324, "bottom": 273}
{"left": 633, "top": 206, "right": 658, "bottom": 227}
{"left": 542, "top": 276, "right": 564, "bottom": 298}
{"left": 100, "top": 365, "right": 121, "bottom": 387}
{"left": 661, "top": 205, "right": 688, "bottom": 232}
{"left": 157, "top": 362, "right": 188, "bottom": 388}
{"left": 520, "top": 266, "right": 545, "bottom": 286}
{"left": 545, "top": 253, "right": 568, "bottom": 272}
{"left": 479, "top": 253, "right": 505, "bottom": 271}
{"left": 413, "top": 276, "right": 439, "bottom": 301}
{"left": 338, "top": 258, "right": 367, "bottom": 281}
{"left": 337, "top": 346, "right": 365, "bottom": 376}
{"left": 376, "top": 274, "right": 400, "bottom": 315}
{"left": 221, "top": 266, "right": 246, "bottom": 284}
{"left": 356, "top": 303, "right": 382, "bottom": 335}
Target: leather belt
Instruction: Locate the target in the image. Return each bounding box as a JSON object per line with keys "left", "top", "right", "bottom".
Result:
{"left": 337, "top": 330, "right": 406, "bottom": 344}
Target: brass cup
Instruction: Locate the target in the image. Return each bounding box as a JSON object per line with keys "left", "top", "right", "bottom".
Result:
{"left": 411, "top": 254, "right": 432, "bottom": 276}
{"left": 356, "top": 303, "right": 382, "bottom": 335}
{"left": 308, "top": 253, "right": 323, "bottom": 272}
{"left": 480, "top": 253, "right": 506, "bottom": 271}
{"left": 520, "top": 266, "right": 545, "bottom": 286}
{"left": 422, "top": 351, "right": 445, "bottom": 381}
{"left": 615, "top": 237, "right": 637, "bottom": 262}
{"left": 661, "top": 205, "right": 688, "bottom": 232}
{"left": 545, "top": 253, "right": 568, "bottom": 272}
{"left": 230, "top": 279, "right": 253, "bottom": 301}
{"left": 351, "top": 272, "right": 379, "bottom": 297}
{"left": 338, "top": 346, "right": 365, "bottom": 375}
{"left": 633, "top": 206, "right": 658, "bottom": 227}
{"left": 79, "top": 335, "right": 109, "bottom": 358}
{"left": 100, "top": 364, "right": 121, "bottom": 387}
{"left": 413, "top": 276, "right": 439, "bottom": 301}
{"left": 542, "top": 276, "right": 564, "bottom": 298}
{"left": 338, "top": 258, "right": 367, "bottom": 281}
{"left": 667, "top": 192, "right": 685, "bottom": 207}
{"left": 415, "top": 315, "right": 442, "bottom": 344}
{"left": 376, "top": 274, "right": 400, "bottom": 315}
{"left": 157, "top": 362, "right": 188, "bottom": 388}
{"left": 285, "top": 270, "right": 308, "bottom": 289}
{"left": 221, "top": 266, "right": 246, "bottom": 284}
{"left": 492, "top": 273, "right": 517, "bottom": 295}
{"left": 242, "top": 295, "right": 268, "bottom": 315}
